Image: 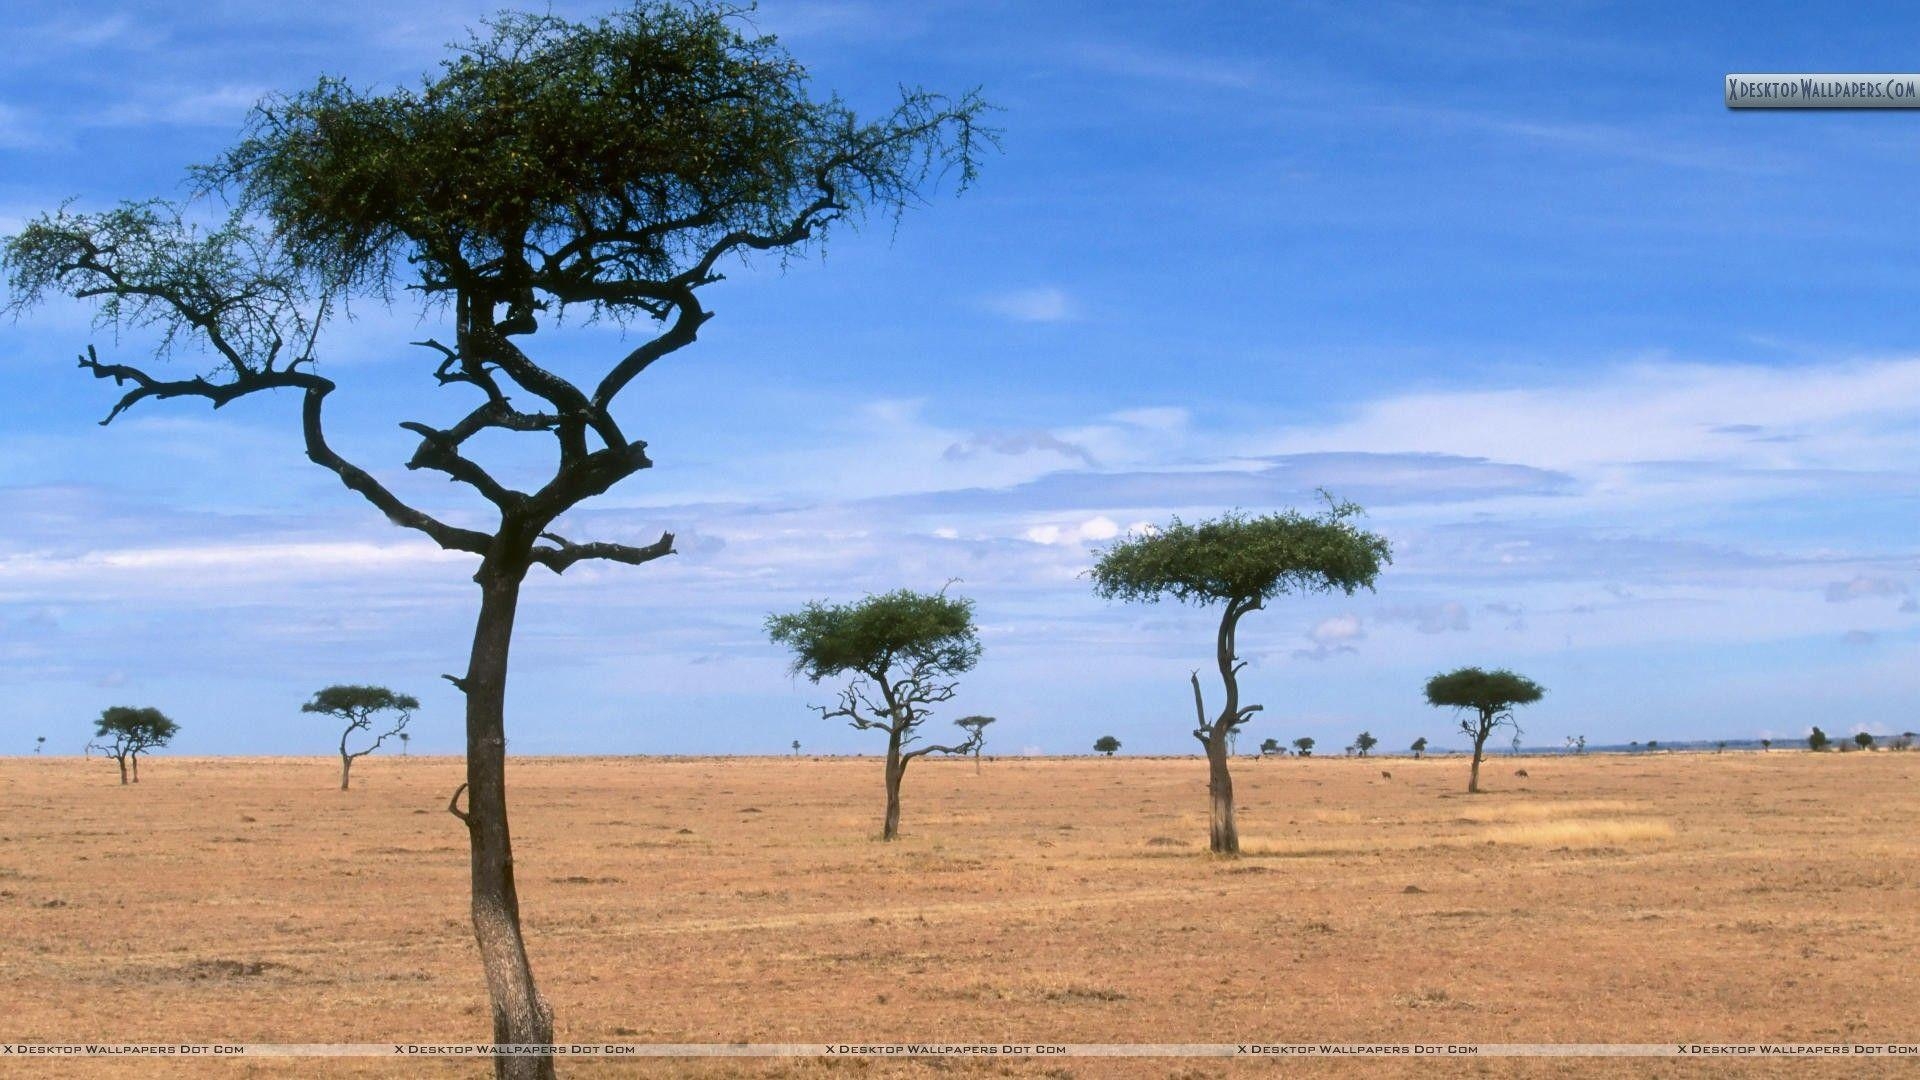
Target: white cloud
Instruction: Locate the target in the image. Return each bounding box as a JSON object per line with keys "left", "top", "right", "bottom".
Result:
{"left": 982, "top": 286, "right": 1077, "bottom": 323}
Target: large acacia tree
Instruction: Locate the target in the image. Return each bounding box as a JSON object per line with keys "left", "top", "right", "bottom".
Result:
{"left": 3, "top": 5, "right": 989, "bottom": 1072}
{"left": 766, "top": 588, "right": 983, "bottom": 840}
{"left": 1424, "top": 667, "right": 1544, "bottom": 793}
{"left": 1090, "top": 502, "right": 1390, "bottom": 854}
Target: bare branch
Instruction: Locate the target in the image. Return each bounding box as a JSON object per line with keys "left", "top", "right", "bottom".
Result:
{"left": 528, "top": 530, "right": 674, "bottom": 575}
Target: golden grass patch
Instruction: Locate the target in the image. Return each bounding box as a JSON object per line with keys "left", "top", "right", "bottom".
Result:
{"left": 1480, "top": 816, "right": 1674, "bottom": 847}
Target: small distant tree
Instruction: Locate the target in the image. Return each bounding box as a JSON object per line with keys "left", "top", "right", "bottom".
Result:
{"left": 1894, "top": 732, "right": 1915, "bottom": 751}
{"left": 955, "top": 715, "right": 995, "bottom": 772}
{"left": 1809, "top": 727, "right": 1830, "bottom": 751}
{"left": 1646, "top": 740, "right": 1659, "bottom": 751}
{"left": 1260, "top": 737, "right": 1281, "bottom": 757}
{"left": 1094, "top": 735, "right": 1122, "bottom": 756}
{"left": 1354, "top": 730, "right": 1378, "bottom": 757}
{"left": 1854, "top": 731, "right": 1875, "bottom": 750}
{"left": 303, "top": 685, "right": 418, "bottom": 790}
{"left": 1714, "top": 740, "right": 1727, "bottom": 753}
{"left": 399, "top": 732, "right": 411, "bottom": 756}
{"left": 1761, "top": 738, "right": 1772, "bottom": 752}
{"left": 791, "top": 739, "right": 801, "bottom": 756}
{"left": 87, "top": 706, "right": 179, "bottom": 784}
{"left": 767, "top": 588, "right": 982, "bottom": 841}
{"left": 34, "top": 736, "right": 46, "bottom": 754}
{"left": 1410, "top": 736, "right": 1427, "bottom": 759}
{"left": 1424, "top": 668, "right": 1544, "bottom": 794}
{"left": 1292, "top": 736, "right": 1315, "bottom": 758}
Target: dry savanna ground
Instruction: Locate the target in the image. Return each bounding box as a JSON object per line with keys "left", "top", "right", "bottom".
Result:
{"left": 2, "top": 751, "right": 1917, "bottom": 1078}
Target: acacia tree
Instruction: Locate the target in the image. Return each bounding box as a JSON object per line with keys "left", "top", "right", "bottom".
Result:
{"left": 766, "top": 589, "right": 984, "bottom": 841}
{"left": 955, "top": 715, "right": 995, "bottom": 772}
{"left": 1424, "top": 667, "right": 1545, "bottom": 794}
{"left": 1090, "top": 503, "right": 1391, "bottom": 854}
{"left": 1094, "top": 735, "right": 1121, "bottom": 756}
{"left": 1354, "top": 730, "right": 1377, "bottom": 757}
{"left": 1809, "top": 727, "right": 1830, "bottom": 751}
{"left": 1410, "top": 736, "right": 1427, "bottom": 759}
{"left": 3, "top": 6, "right": 989, "bottom": 1071}
{"left": 1259, "top": 737, "right": 1281, "bottom": 757}
{"left": 1293, "top": 736, "right": 1315, "bottom": 757}
{"left": 87, "top": 706, "right": 179, "bottom": 785}
{"left": 303, "top": 684, "right": 418, "bottom": 790}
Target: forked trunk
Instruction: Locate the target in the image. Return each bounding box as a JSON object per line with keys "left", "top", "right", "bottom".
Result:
{"left": 1207, "top": 735, "right": 1238, "bottom": 854}
{"left": 461, "top": 566, "right": 555, "bottom": 1080}
{"left": 882, "top": 733, "right": 904, "bottom": 841}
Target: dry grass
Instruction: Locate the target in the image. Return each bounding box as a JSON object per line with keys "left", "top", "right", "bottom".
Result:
{"left": 1, "top": 751, "right": 1917, "bottom": 1078}
{"left": 1479, "top": 817, "right": 1675, "bottom": 847}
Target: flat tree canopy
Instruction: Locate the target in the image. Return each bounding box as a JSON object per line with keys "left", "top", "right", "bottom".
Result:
{"left": 95, "top": 706, "right": 180, "bottom": 747}
{"left": 767, "top": 589, "right": 980, "bottom": 685}
{"left": 1088, "top": 503, "right": 1390, "bottom": 608}
{"left": 303, "top": 685, "right": 421, "bottom": 722}
{"left": 1424, "top": 668, "right": 1545, "bottom": 715}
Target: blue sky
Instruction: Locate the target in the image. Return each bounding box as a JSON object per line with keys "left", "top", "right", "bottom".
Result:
{"left": 3, "top": 1, "right": 1919, "bottom": 756}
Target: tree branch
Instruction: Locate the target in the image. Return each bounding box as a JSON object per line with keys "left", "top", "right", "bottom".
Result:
{"left": 528, "top": 530, "right": 674, "bottom": 574}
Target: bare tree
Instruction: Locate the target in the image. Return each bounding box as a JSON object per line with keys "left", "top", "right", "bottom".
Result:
{"left": 303, "top": 685, "right": 418, "bottom": 790}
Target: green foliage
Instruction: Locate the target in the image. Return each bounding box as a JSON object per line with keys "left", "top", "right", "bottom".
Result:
{"left": 1808, "top": 726, "right": 1829, "bottom": 751}
{"left": 1424, "top": 667, "right": 1545, "bottom": 717}
{"left": 1354, "top": 730, "right": 1377, "bottom": 756}
{"left": 3, "top": 202, "right": 312, "bottom": 378}
{"left": 1259, "top": 737, "right": 1281, "bottom": 755}
{"left": 302, "top": 684, "right": 421, "bottom": 723}
{"left": 955, "top": 715, "right": 995, "bottom": 749}
{"left": 200, "top": 3, "right": 994, "bottom": 311}
{"left": 1292, "top": 736, "right": 1315, "bottom": 757}
{"left": 1089, "top": 501, "right": 1391, "bottom": 608}
{"left": 93, "top": 706, "right": 180, "bottom": 749}
{"left": 1410, "top": 736, "right": 1428, "bottom": 755}
{"left": 1093, "top": 735, "right": 1121, "bottom": 755}
{"left": 1854, "top": 731, "right": 1874, "bottom": 749}
{"left": 766, "top": 589, "right": 979, "bottom": 684}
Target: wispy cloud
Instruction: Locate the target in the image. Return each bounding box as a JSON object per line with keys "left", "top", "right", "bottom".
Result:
{"left": 981, "top": 286, "right": 1077, "bottom": 323}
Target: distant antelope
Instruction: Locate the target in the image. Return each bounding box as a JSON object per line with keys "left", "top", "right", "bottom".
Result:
{"left": 1380, "top": 770, "right": 1392, "bottom": 780}
{"left": 1514, "top": 768, "right": 1529, "bottom": 778}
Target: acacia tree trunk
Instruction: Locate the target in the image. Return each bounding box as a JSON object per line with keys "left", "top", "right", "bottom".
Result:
{"left": 459, "top": 562, "right": 555, "bottom": 1080}
{"left": 340, "top": 753, "right": 353, "bottom": 791}
{"left": 130, "top": 753, "right": 139, "bottom": 783}
{"left": 1199, "top": 597, "right": 1258, "bottom": 855}
{"left": 882, "top": 730, "right": 905, "bottom": 841}
{"left": 116, "top": 754, "right": 128, "bottom": 785}
{"left": 1206, "top": 732, "right": 1237, "bottom": 854}
{"left": 1468, "top": 712, "right": 1492, "bottom": 794}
